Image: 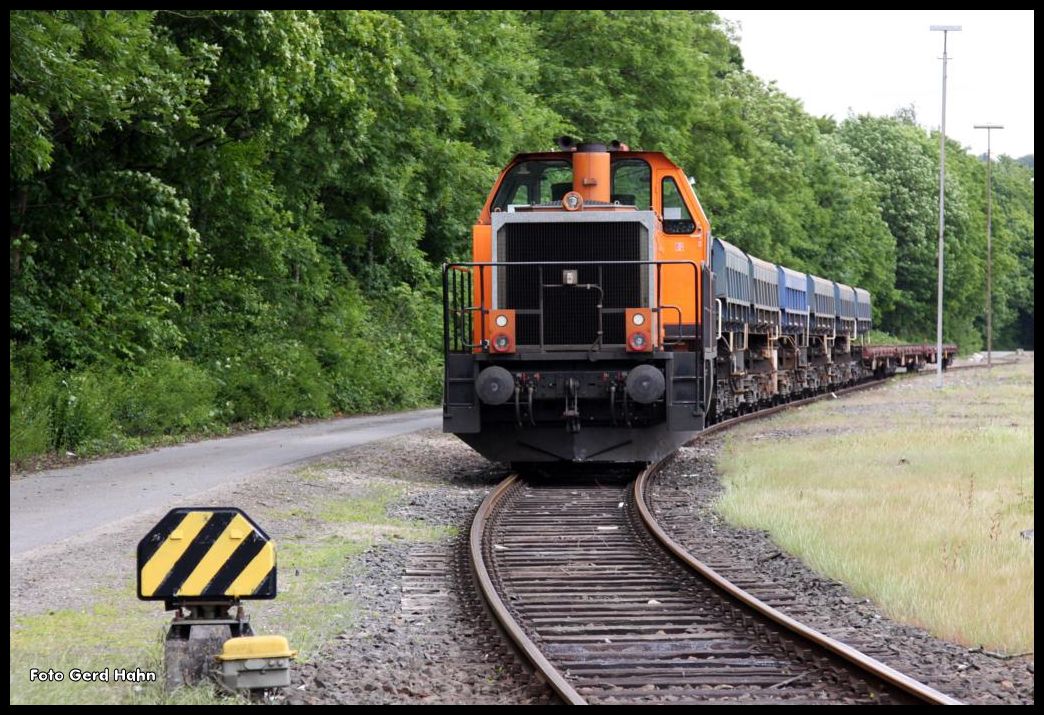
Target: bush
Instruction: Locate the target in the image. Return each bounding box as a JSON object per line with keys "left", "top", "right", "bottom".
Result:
{"left": 9, "top": 281, "right": 443, "bottom": 463}
{"left": 10, "top": 357, "right": 57, "bottom": 461}
{"left": 11, "top": 353, "right": 222, "bottom": 461}
{"left": 48, "top": 369, "right": 121, "bottom": 454}
{"left": 11, "top": 349, "right": 126, "bottom": 459}
{"left": 865, "top": 330, "right": 906, "bottom": 346}
{"left": 215, "top": 341, "right": 332, "bottom": 423}
{"left": 115, "top": 358, "right": 219, "bottom": 436}
{"left": 315, "top": 284, "right": 442, "bottom": 414}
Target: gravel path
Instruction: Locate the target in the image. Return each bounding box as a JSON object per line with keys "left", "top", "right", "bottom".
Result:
{"left": 9, "top": 408, "right": 440, "bottom": 555}
{"left": 276, "top": 432, "right": 557, "bottom": 705}
{"left": 648, "top": 438, "right": 1034, "bottom": 705}
{"left": 283, "top": 536, "right": 555, "bottom": 705}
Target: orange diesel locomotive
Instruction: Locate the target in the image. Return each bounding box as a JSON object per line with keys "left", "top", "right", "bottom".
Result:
{"left": 443, "top": 138, "right": 713, "bottom": 464}
{"left": 442, "top": 138, "right": 953, "bottom": 466}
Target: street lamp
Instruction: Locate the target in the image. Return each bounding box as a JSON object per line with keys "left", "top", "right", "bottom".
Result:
{"left": 931, "top": 24, "right": 961, "bottom": 388}
{"left": 974, "top": 123, "right": 1003, "bottom": 369}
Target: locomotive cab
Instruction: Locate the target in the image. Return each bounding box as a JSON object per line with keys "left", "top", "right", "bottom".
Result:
{"left": 443, "top": 139, "right": 715, "bottom": 465}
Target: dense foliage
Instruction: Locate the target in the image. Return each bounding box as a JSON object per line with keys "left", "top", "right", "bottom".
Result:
{"left": 9, "top": 10, "right": 1035, "bottom": 460}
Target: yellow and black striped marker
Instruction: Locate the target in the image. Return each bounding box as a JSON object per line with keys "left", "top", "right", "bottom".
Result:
{"left": 137, "top": 508, "right": 276, "bottom": 601}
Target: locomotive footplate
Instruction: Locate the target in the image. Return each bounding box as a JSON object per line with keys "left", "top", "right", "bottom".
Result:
{"left": 444, "top": 349, "right": 705, "bottom": 444}
{"left": 496, "top": 366, "right": 662, "bottom": 432}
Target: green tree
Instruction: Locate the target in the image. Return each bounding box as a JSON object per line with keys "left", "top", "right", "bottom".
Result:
{"left": 984, "top": 156, "right": 1035, "bottom": 349}
{"left": 837, "top": 115, "right": 942, "bottom": 338}
{"left": 11, "top": 10, "right": 212, "bottom": 362}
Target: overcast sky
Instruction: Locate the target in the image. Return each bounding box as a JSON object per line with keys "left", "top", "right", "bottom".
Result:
{"left": 716, "top": 10, "right": 1034, "bottom": 160}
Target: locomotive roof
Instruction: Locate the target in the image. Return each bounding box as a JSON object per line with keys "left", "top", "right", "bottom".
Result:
{"left": 506, "top": 149, "right": 677, "bottom": 165}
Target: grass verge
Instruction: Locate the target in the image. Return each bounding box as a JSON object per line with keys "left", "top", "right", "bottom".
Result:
{"left": 9, "top": 589, "right": 244, "bottom": 706}
{"left": 10, "top": 477, "right": 454, "bottom": 704}
{"left": 715, "top": 362, "right": 1034, "bottom": 654}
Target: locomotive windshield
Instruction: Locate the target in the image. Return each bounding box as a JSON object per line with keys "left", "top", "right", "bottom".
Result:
{"left": 491, "top": 157, "right": 652, "bottom": 211}
{"left": 492, "top": 160, "right": 572, "bottom": 210}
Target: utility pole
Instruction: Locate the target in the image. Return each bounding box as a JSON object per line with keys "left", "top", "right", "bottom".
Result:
{"left": 931, "top": 25, "right": 961, "bottom": 388}
{"left": 974, "top": 123, "right": 1003, "bottom": 369}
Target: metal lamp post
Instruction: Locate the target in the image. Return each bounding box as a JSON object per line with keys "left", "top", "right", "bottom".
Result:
{"left": 931, "top": 25, "right": 961, "bottom": 388}
{"left": 974, "top": 123, "right": 1003, "bottom": 369}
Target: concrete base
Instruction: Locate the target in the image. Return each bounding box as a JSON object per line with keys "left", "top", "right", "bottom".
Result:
{"left": 164, "top": 625, "right": 230, "bottom": 691}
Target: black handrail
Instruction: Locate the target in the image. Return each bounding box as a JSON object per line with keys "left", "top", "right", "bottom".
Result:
{"left": 442, "top": 259, "right": 701, "bottom": 354}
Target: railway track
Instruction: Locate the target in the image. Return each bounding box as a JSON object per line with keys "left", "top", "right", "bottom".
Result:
{"left": 468, "top": 370, "right": 987, "bottom": 705}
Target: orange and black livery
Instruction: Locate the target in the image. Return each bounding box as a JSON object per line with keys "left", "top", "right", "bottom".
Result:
{"left": 443, "top": 137, "right": 716, "bottom": 465}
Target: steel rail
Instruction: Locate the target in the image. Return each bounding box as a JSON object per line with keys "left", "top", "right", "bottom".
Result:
{"left": 469, "top": 473, "right": 587, "bottom": 704}
{"left": 634, "top": 468, "right": 961, "bottom": 705}
{"left": 629, "top": 362, "right": 1017, "bottom": 703}
{"left": 625, "top": 355, "right": 1018, "bottom": 703}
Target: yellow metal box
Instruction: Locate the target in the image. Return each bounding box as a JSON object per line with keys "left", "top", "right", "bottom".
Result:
{"left": 216, "top": 636, "right": 296, "bottom": 690}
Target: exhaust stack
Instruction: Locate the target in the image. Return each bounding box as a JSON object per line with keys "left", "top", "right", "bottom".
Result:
{"left": 571, "top": 142, "right": 610, "bottom": 204}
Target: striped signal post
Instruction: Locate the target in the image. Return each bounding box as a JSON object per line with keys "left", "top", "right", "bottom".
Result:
{"left": 138, "top": 509, "right": 276, "bottom": 601}
{"left": 974, "top": 123, "right": 1003, "bottom": 369}
{"left": 138, "top": 508, "right": 277, "bottom": 690}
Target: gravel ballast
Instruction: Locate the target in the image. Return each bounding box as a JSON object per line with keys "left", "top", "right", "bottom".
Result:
{"left": 13, "top": 414, "right": 1028, "bottom": 705}
{"left": 275, "top": 430, "right": 557, "bottom": 705}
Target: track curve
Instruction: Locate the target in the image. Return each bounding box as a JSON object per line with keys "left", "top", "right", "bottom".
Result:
{"left": 634, "top": 467, "right": 961, "bottom": 705}
{"left": 468, "top": 368, "right": 989, "bottom": 704}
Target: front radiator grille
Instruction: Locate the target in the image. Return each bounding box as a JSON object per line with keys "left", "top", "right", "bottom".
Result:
{"left": 498, "top": 222, "right": 645, "bottom": 347}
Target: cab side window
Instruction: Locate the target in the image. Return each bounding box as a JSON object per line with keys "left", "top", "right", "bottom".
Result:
{"left": 504, "top": 183, "right": 530, "bottom": 206}
{"left": 661, "top": 177, "right": 695, "bottom": 234}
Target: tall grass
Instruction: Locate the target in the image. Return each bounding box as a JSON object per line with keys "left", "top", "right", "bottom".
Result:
{"left": 716, "top": 362, "right": 1034, "bottom": 653}
{"left": 10, "top": 357, "right": 219, "bottom": 461}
